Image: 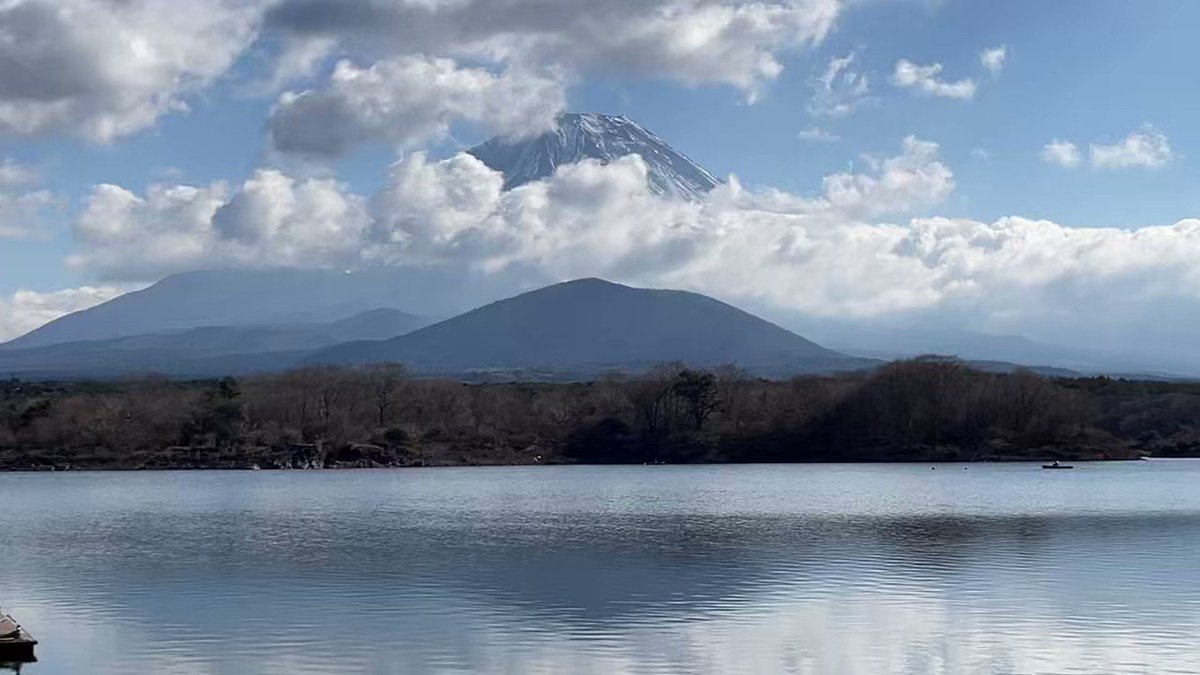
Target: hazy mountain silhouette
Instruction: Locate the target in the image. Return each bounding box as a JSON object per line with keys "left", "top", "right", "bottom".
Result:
{"left": 0, "top": 309, "right": 429, "bottom": 379}
{"left": 309, "top": 278, "right": 867, "bottom": 376}
{"left": 1, "top": 267, "right": 542, "bottom": 350}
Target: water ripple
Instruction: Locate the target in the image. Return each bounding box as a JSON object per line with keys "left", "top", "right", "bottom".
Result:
{"left": 0, "top": 462, "right": 1199, "bottom": 673}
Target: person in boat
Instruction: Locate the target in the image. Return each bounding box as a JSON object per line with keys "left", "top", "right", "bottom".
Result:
{"left": 1051, "top": 460, "right": 1061, "bottom": 467}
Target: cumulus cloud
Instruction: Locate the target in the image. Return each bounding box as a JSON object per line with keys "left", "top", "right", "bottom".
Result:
{"left": 798, "top": 127, "right": 839, "bottom": 143}
{"left": 261, "top": 0, "right": 842, "bottom": 154}
{"left": 269, "top": 56, "right": 566, "bottom": 157}
{"left": 808, "top": 53, "right": 869, "bottom": 117}
{"left": 1041, "top": 140, "right": 1082, "bottom": 168}
{"left": 0, "top": 0, "right": 263, "bottom": 142}
{"left": 0, "top": 1, "right": 843, "bottom": 147}
{"left": 818, "top": 136, "right": 953, "bottom": 217}
{"left": 1042, "top": 126, "right": 1175, "bottom": 170}
{"left": 265, "top": 0, "right": 840, "bottom": 94}
{"left": 1090, "top": 124, "right": 1175, "bottom": 169}
{"left": 890, "top": 59, "right": 976, "bottom": 100}
{"left": 980, "top": 46, "right": 1006, "bottom": 76}
{"left": 70, "top": 171, "right": 370, "bottom": 279}
{"left": 0, "top": 286, "right": 126, "bottom": 342}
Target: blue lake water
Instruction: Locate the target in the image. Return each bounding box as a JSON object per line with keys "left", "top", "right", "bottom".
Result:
{"left": 1, "top": 461, "right": 1199, "bottom": 674}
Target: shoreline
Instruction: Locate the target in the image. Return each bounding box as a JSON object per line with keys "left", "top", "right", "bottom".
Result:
{"left": 4, "top": 361, "right": 1195, "bottom": 473}
{"left": 0, "top": 454, "right": 1158, "bottom": 473}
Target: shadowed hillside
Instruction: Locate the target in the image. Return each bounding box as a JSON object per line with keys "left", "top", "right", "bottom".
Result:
{"left": 311, "top": 278, "right": 867, "bottom": 376}
{"left": 0, "top": 309, "right": 430, "bottom": 379}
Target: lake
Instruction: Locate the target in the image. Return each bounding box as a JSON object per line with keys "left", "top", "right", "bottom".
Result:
{"left": 1, "top": 462, "right": 1199, "bottom": 674}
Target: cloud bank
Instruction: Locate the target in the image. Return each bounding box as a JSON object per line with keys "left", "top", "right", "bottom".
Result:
{"left": 263, "top": 0, "right": 843, "bottom": 156}
{"left": 0, "top": 0, "right": 842, "bottom": 148}
{"left": 264, "top": 0, "right": 841, "bottom": 92}
{"left": 61, "top": 137, "right": 1200, "bottom": 355}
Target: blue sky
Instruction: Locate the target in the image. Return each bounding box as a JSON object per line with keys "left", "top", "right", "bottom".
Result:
{"left": 1, "top": 0, "right": 1199, "bottom": 354}
{"left": 580, "top": 0, "right": 1199, "bottom": 225}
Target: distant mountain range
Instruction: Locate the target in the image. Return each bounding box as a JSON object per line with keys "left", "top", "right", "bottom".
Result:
{"left": 0, "top": 278, "right": 871, "bottom": 380}
{"left": 3, "top": 266, "right": 537, "bottom": 350}
{"left": 468, "top": 113, "right": 722, "bottom": 201}
{"left": 0, "top": 309, "right": 430, "bottom": 379}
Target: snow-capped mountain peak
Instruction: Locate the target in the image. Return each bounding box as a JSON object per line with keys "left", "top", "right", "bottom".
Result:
{"left": 468, "top": 113, "right": 722, "bottom": 201}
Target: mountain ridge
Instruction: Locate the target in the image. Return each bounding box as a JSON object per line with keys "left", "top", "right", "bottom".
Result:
{"left": 1, "top": 267, "right": 528, "bottom": 350}
{"left": 0, "top": 309, "right": 431, "bottom": 378}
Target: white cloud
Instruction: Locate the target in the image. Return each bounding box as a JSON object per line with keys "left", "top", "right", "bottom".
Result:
{"left": 970, "top": 147, "right": 990, "bottom": 161}
{"left": 1042, "top": 126, "right": 1176, "bottom": 170}
{"left": 68, "top": 135, "right": 951, "bottom": 278}
{"left": 70, "top": 171, "right": 370, "bottom": 279}
{"left": 0, "top": 286, "right": 126, "bottom": 342}
{"left": 1041, "top": 140, "right": 1082, "bottom": 168}
{"left": 798, "top": 127, "right": 840, "bottom": 143}
{"left": 268, "top": 56, "right": 566, "bottom": 157}
{"left": 980, "top": 46, "right": 1007, "bottom": 76}
{"left": 808, "top": 53, "right": 869, "bottom": 117}
{"left": 0, "top": 0, "right": 264, "bottom": 142}
{"left": 890, "top": 59, "right": 976, "bottom": 99}
{"left": 818, "top": 136, "right": 953, "bottom": 217}
{"left": 1090, "top": 124, "right": 1175, "bottom": 169}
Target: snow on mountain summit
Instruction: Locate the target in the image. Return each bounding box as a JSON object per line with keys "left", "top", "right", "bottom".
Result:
{"left": 468, "top": 113, "right": 722, "bottom": 201}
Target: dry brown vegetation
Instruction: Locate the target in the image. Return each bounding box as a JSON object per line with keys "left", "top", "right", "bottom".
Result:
{"left": 0, "top": 357, "right": 1192, "bottom": 470}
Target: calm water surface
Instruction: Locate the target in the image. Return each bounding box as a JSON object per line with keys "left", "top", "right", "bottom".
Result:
{"left": 1, "top": 462, "right": 1199, "bottom": 674}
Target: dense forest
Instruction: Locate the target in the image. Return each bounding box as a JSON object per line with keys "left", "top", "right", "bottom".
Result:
{"left": 1, "top": 357, "right": 1198, "bottom": 470}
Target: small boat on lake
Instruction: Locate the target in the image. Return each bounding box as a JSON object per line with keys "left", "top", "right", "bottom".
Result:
{"left": 1042, "top": 461, "right": 1074, "bottom": 470}
{"left": 0, "top": 612, "right": 36, "bottom": 662}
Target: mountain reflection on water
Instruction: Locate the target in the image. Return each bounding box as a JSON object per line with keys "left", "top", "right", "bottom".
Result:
{"left": 1, "top": 463, "right": 1198, "bottom": 674}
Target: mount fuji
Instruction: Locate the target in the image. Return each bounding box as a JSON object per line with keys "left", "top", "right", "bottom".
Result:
{"left": 468, "top": 113, "right": 722, "bottom": 201}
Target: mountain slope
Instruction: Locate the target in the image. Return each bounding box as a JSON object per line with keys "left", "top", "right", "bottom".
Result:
{"left": 0, "top": 266, "right": 530, "bottom": 350}
{"left": 468, "top": 113, "right": 722, "bottom": 201}
{"left": 0, "top": 309, "right": 430, "bottom": 378}
{"left": 310, "top": 279, "right": 864, "bottom": 376}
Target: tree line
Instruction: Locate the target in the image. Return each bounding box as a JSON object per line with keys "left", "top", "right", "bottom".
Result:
{"left": 2, "top": 357, "right": 1197, "bottom": 470}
